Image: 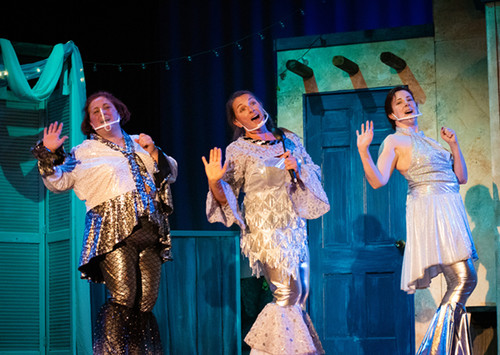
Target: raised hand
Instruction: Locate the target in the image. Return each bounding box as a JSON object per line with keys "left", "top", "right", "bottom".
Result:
{"left": 43, "top": 121, "right": 68, "bottom": 152}
{"left": 440, "top": 126, "right": 458, "bottom": 145}
{"left": 202, "top": 147, "right": 228, "bottom": 182}
{"left": 134, "top": 133, "right": 157, "bottom": 154}
{"left": 356, "top": 120, "right": 374, "bottom": 150}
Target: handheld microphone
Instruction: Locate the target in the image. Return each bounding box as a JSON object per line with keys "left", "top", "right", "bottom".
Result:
{"left": 271, "top": 127, "right": 297, "bottom": 183}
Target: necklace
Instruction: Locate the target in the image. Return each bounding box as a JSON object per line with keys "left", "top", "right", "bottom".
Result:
{"left": 242, "top": 136, "right": 279, "bottom": 145}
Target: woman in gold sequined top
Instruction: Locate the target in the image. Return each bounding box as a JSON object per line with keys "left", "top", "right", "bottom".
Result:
{"left": 32, "top": 91, "right": 177, "bottom": 353}
{"left": 202, "top": 90, "right": 329, "bottom": 355}
{"left": 356, "top": 86, "right": 477, "bottom": 354}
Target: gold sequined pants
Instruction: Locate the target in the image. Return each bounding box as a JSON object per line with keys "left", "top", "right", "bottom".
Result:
{"left": 100, "top": 218, "right": 162, "bottom": 313}
{"left": 260, "top": 249, "right": 310, "bottom": 308}
{"left": 417, "top": 259, "right": 477, "bottom": 355}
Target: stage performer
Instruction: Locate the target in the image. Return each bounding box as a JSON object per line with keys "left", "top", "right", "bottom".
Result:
{"left": 356, "top": 86, "right": 477, "bottom": 354}
{"left": 32, "top": 91, "right": 177, "bottom": 354}
{"left": 202, "top": 90, "right": 330, "bottom": 355}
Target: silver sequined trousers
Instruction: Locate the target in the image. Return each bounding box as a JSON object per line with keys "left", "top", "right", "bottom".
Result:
{"left": 417, "top": 259, "right": 477, "bottom": 355}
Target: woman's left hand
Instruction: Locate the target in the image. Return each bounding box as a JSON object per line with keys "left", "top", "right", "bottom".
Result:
{"left": 135, "top": 134, "right": 157, "bottom": 154}
{"left": 135, "top": 133, "right": 159, "bottom": 161}
{"left": 440, "top": 126, "right": 458, "bottom": 145}
{"left": 281, "top": 151, "right": 299, "bottom": 176}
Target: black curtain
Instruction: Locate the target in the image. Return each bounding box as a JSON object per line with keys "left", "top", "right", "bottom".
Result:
{"left": 3, "top": 0, "right": 433, "bottom": 230}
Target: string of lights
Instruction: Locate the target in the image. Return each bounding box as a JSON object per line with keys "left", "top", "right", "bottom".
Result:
{"left": 86, "top": 8, "right": 306, "bottom": 73}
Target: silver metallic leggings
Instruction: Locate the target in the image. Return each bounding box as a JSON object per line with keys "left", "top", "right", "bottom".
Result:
{"left": 100, "top": 218, "right": 162, "bottom": 313}
{"left": 260, "top": 249, "right": 310, "bottom": 308}
{"left": 417, "top": 258, "right": 477, "bottom": 355}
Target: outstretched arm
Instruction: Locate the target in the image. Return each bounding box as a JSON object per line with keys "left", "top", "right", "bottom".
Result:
{"left": 32, "top": 121, "right": 76, "bottom": 191}
{"left": 441, "top": 126, "right": 467, "bottom": 184}
{"left": 356, "top": 120, "right": 396, "bottom": 189}
{"left": 202, "top": 147, "right": 228, "bottom": 205}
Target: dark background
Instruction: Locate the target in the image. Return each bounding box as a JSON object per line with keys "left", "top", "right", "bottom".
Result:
{"left": 1, "top": 0, "right": 433, "bottom": 230}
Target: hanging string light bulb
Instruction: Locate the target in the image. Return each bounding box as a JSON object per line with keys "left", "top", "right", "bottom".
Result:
{"left": 83, "top": 8, "right": 305, "bottom": 72}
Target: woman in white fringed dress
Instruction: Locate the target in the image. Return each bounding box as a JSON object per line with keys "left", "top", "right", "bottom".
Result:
{"left": 202, "top": 90, "right": 330, "bottom": 355}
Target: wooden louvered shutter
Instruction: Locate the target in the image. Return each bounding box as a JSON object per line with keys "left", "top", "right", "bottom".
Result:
{"left": 0, "top": 92, "right": 79, "bottom": 354}
{"left": 0, "top": 98, "right": 46, "bottom": 353}
{"left": 46, "top": 94, "right": 72, "bottom": 354}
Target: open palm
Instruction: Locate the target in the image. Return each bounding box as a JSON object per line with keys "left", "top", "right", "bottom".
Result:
{"left": 356, "top": 120, "right": 374, "bottom": 150}
{"left": 43, "top": 121, "right": 68, "bottom": 152}
{"left": 202, "top": 147, "right": 227, "bottom": 182}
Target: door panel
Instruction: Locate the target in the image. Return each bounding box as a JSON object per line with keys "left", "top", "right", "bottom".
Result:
{"left": 304, "top": 88, "right": 414, "bottom": 355}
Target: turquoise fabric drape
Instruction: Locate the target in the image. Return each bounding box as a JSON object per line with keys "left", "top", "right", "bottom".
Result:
{"left": 0, "top": 38, "right": 91, "bottom": 354}
{"left": 0, "top": 38, "right": 86, "bottom": 111}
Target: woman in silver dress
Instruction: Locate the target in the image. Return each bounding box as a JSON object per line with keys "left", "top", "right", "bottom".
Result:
{"left": 32, "top": 91, "right": 177, "bottom": 354}
{"left": 356, "top": 86, "right": 477, "bottom": 354}
{"left": 202, "top": 90, "right": 330, "bottom": 355}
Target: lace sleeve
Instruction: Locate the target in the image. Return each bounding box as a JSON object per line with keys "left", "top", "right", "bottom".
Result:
{"left": 287, "top": 134, "right": 330, "bottom": 219}
{"left": 206, "top": 143, "right": 246, "bottom": 229}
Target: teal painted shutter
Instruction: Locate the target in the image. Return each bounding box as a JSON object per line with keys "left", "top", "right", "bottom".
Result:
{"left": 0, "top": 99, "right": 45, "bottom": 353}
{"left": 0, "top": 93, "right": 77, "bottom": 354}
{"left": 46, "top": 95, "right": 72, "bottom": 354}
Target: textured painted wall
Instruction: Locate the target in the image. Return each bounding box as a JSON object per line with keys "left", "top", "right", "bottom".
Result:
{"left": 276, "top": 0, "right": 495, "bottom": 348}
{"left": 485, "top": 2, "right": 500, "bottom": 352}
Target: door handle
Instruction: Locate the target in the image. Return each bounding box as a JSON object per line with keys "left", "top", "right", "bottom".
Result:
{"left": 394, "top": 240, "right": 405, "bottom": 255}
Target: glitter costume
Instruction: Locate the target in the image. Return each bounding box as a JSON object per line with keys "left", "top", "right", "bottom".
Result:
{"left": 206, "top": 132, "right": 329, "bottom": 355}
{"left": 33, "top": 130, "right": 176, "bottom": 353}
{"left": 392, "top": 127, "right": 477, "bottom": 354}
{"left": 33, "top": 131, "right": 177, "bottom": 281}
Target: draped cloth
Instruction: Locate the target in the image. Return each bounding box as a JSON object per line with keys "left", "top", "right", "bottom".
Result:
{"left": 0, "top": 38, "right": 86, "bottom": 105}
{"left": 1, "top": 38, "right": 90, "bottom": 352}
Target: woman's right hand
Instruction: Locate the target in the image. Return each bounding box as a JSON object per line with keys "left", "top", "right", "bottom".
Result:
{"left": 356, "top": 120, "right": 374, "bottom": 151}
{"left": 201, "top": 147, "right": 228, "bottom": 183}
{"left": 43, "top": 121, "right": 68, "bottom": 152}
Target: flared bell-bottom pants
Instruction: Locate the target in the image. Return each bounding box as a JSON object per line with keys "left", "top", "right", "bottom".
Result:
{"left": 261, "top": 248, "right": 310, "bottom": 308}
{"left": 417, "top": 258, "right": 477, "bottom": 355}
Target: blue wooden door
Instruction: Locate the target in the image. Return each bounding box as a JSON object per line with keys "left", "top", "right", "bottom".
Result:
{"left": 304, "top": 87, "right": 414, "bottom": 354}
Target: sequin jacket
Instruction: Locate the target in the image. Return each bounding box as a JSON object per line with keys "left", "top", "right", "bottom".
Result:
{"left": 32, "top": 133, "right": 177, "bottom": 283}
{"left": 206, "top": 133, "right": 330, "bottom": 280}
